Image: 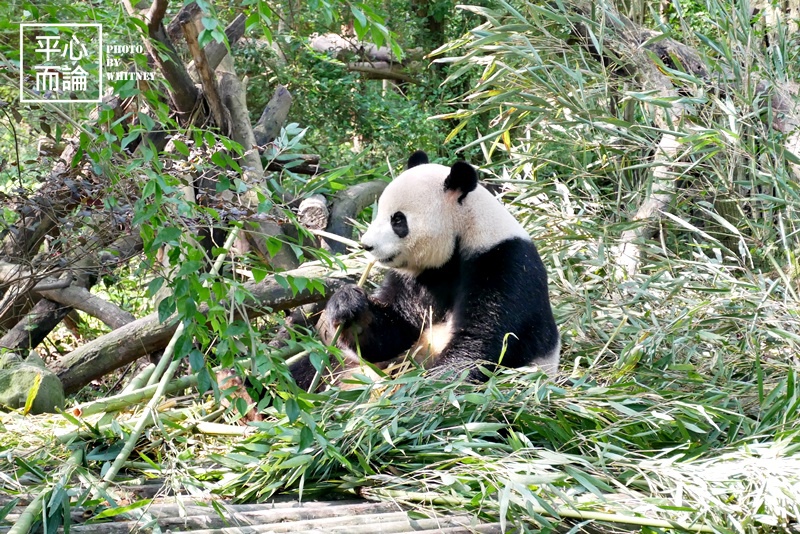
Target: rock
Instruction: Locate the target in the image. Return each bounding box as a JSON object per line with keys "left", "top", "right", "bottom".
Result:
{"left": 0, "top": 352, "right": 22, "bottom": 370}
{"left": 26, "top": 351, "right": 46, "bottom": 369}
{"left": 0, "top": 361, "right": 65, "bottom": 414}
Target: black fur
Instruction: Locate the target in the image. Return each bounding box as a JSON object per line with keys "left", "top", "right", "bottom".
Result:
{"left": 407, "top": 150, "right": 429, "bottom": 168}
{"left": 287, "top": 357, "right": 320, "bottom": 392}
{"left": 327, "top": 284, "right": 371, "bottom": 327}
{"left": 444, "top": 161, "right": 478, "bottom": 204}
{"left": 318, "top": 237, "right": 558, "bottom": 383}
{"left": 390, "top": 212, "right": 409, "bottom": 238}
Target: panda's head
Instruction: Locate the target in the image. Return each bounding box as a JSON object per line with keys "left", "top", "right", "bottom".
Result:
{"left": 361, "top": 151, "right": 528, "bottom": 274}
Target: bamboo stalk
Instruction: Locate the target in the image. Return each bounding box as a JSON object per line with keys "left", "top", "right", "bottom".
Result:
{"left": 307, "top": 228, "right": 362, "bottom": 250}
{"left": 284, "top": 349, "right": 310, "bottom": 367}
{"left": 69, "top": 373, "right": 198, "bottom": 418}
{"left": 72, "top": 458, "right": 160, "bottom": 534}
{"left": 120, "top": 363, "right": 155, "bottom": 394}
{"left": 72, "top": 344, "right": 297, "bottom": 418}
{"left": 101, "top": 227, "right": 241, "bottom": 489}
{"left": 6, "top": 491, "right": 45, "bottom": 534}
{"left": 58, "top": 407, "right": 193, "bottom": 443}
{"left": 143, "top": 406, "right": 227, "bottom": 451}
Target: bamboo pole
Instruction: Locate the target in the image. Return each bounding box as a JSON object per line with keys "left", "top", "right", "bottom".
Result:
{"left": 120, "top": 363, "right": 155, "bottom": 394}
{"left": 58, "top": 407, "right": 194, "bottom": 444}
{"left": 69, "top": 373, "right": 198, "bottom": 418}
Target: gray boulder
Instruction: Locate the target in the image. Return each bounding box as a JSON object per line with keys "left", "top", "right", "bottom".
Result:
{"left": 0, "top": 352, "right": 65, "bottom": 414}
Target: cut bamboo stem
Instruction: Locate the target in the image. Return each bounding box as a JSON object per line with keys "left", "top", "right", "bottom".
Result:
{"left": 58, "top": 407, "right": 194, "bottom": 443}
{"left": 69, "top": 373, "right": 198, "bottom": 418}
{"left": 143, "top": 406, "right": 226, "bottom": 451}
{"left": 120, "top": 363, "right": 155, "bottom": 394}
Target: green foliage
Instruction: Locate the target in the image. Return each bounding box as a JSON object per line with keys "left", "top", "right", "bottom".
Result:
{"left": 234, "top": 0, "right": 490, "bottom": 168}
{"left": 216, "top": 365, "right": 800, "bottom": 530}
{"left": 238, "top": 47, "right": 457, "bottom": 168}
{"left": 434, "top": 0, "right": 800, "bottom": 268}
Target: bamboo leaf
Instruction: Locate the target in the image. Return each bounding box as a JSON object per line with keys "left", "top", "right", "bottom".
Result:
{"left": 22, "top": 373, "right": 42, "bottom": 416}
{"left": 92, "top": 499, "right": 153, "bottom": 520}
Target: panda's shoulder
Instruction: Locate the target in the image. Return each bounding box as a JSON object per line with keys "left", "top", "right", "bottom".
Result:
{"left": 376, "top": 269, "right": 423, "bottom": 299}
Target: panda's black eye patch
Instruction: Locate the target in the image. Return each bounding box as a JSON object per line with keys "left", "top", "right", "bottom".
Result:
{"left": 391, "top": 211, "right": 408, "bottom": 238}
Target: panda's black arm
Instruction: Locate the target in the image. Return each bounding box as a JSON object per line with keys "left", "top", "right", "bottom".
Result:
{"left": 326, "top": 272, "right": 434, "bottom": 363}
{"left": 433, "top": 239, "right": 559, "bottom": 381}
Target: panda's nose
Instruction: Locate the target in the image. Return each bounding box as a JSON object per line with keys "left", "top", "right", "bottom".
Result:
{"left": 362, "top": 244, "right": 374, "bottom": 252}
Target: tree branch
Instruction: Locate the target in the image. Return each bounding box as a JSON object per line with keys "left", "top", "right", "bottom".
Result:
{"left": 38, "top": 286, "right": 135, "bottom": 331}
{"left": 181, "top": 9, "right": 228, "bottom": 132}
{"left": 347, "top": 63, "right": 422, "bottom": 84}
{"left": 204, "top": 13, "right": 246, "bottom": 72}
{"left": 0, "top": 298, "right": 71, "bottom": 352}
{"left": 253, "top": 85, "right": 293, "bottom": 146}
{"left": 215, "top": 61, "right": 298, "bottom": 270}
{"left": 145, "top": 0, "right": 169, "bottom": 31}
{"left": 166, "top": 1, "right": 201, "bottom": 43}
{"left": 266, "top": 154, "right": 325, "bottom": 176}
{"left": 123, "top": 0, "right": 199, "bottom": 116}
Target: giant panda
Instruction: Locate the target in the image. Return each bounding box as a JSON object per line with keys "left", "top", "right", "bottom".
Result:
{"left": 290, "top": 151, "right": 559, "bottom": 389}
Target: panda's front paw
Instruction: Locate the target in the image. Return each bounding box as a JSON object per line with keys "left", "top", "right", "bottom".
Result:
{"left": 326, "top": 284, "right": 370, "bottom": 328}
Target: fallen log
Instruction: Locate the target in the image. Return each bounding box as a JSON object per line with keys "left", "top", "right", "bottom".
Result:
{"left": 38, "top": 285, "right": 136, "bottom": 331}
{"left": 266, "top": 153, "right": 325, "bottom": 175}
{"left": 0, "top": 298, "right": 71, "bottom": 352}
{"left": 0, "top": 232, "right": 143, "bottom": 352}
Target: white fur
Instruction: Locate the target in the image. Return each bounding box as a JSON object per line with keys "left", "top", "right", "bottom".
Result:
{"left": 534, "top": 340, "right": 561, "bottom": 377}
{"left": 361, "top": 163, "right": 529, "bottom": 274}
{"left": 409, "top": 320, "right": 454, "bottom": 367}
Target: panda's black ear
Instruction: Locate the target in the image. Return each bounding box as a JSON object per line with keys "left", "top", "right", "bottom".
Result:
{"left": 407, "top": 151, "right": 429, "bottom": 169}
{"left": 444, "top": 161, "right": 478, "bottom": 204}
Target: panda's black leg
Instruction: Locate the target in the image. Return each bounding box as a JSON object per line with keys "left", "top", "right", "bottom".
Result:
{"left": 287, "top": 355, "right": 319, "bottom": 391}
{"left": 431, "top": 348, "right": 495, "bottom": 383}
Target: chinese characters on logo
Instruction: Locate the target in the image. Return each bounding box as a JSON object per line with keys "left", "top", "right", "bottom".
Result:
{"left": 20, "top": 24, "right": 103, "bottom": 103}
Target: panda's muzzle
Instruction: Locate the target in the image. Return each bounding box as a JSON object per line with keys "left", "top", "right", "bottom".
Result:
{"left": 361, "top": 245, "right": 397, "bottom": 265}
{"left": 373, "top": 254, "right": 398, "bottom": 265}
{"left": 360, "top": 242, "right": 398, "bottom": 265}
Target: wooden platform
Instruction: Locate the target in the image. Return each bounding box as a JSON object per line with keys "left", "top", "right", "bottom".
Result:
{"left": 2, "top": 498, "right": 503, "bottom": 533}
